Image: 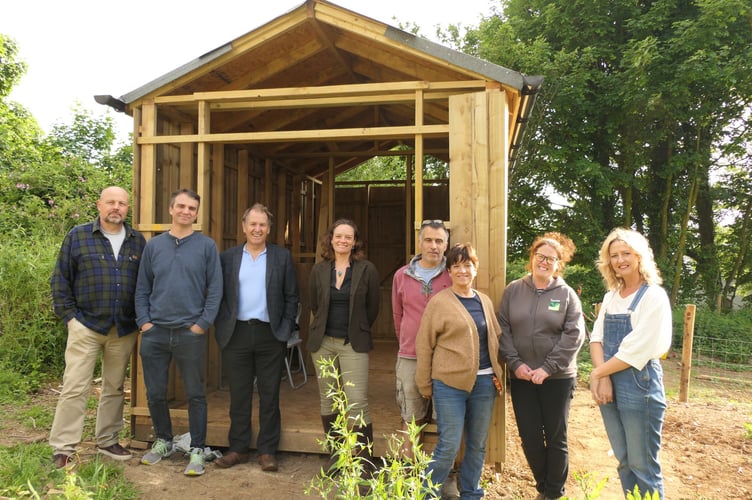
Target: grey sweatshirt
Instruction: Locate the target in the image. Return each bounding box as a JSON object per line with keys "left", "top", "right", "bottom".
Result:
{"left": 498, "top": 274, "right": 585, "bottom": 379}
{"left": 135, "top": 231, "right": 222, "bottom": 331}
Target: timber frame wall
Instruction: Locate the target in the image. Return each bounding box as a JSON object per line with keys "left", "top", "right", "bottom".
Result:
{"left": 129, "top": 79, "right": 512, "bottom": 464}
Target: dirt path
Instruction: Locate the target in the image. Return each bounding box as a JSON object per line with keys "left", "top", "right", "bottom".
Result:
{"left": 3, "top": 359, "right": 750, "bottom": 499}
{"left": 116, "top": 360, "right": 752, "bottom": 499}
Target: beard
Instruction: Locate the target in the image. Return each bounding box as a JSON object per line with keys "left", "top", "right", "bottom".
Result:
{"left": 103, "top": 212, "right": 124, "bottom": 224}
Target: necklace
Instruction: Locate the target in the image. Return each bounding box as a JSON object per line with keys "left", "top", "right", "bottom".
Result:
{"left": 335, "top": 264, "right": 349, "bottom": 277}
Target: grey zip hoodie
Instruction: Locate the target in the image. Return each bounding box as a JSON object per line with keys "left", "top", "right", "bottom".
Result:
{"left": 498, "top": 274, "right": 585, "bottom": 379}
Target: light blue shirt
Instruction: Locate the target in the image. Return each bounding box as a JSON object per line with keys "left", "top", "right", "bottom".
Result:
{"left": 237, "top": 246, "right": 269, "bottom": 322}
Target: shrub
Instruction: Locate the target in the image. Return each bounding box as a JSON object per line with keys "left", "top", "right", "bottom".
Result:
{"left": 306, "top": 357, "right": 437, "bottom": 498}
{"left": 0, "top": 233, "right": 64, "bottom": 386}
{"left": 672, "top": 307, "right": 752, "bottom": 364}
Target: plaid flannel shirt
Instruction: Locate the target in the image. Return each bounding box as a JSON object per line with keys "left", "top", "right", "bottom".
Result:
{"left": 51, "top": 218, "right": 146, "bottom": 336}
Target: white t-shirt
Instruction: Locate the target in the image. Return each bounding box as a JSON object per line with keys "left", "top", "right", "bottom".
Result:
{"left": 590, "top": 285, "right": 672, "bottom": 370}
{"left": 102, "top": 226, "right": 126, "bottom": 259}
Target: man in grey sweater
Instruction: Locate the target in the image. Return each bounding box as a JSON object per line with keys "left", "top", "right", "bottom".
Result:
{"left": 135, "top": 188, "right": 222, "bottom": 476}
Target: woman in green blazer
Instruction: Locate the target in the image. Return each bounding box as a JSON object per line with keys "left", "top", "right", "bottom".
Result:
{"left": 307, "top": 218, "right": 380, "bottom": 472}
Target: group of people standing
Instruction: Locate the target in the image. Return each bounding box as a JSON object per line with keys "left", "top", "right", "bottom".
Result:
{"left": 48, "top": 185, "right": 671, "bottom": 499}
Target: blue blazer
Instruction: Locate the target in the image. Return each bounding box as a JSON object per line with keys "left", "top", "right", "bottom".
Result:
{"left": 215, "top": 242, "right": 299, "bottom": 348}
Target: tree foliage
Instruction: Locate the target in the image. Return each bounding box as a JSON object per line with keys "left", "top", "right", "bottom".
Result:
{"left": 458, "top": 0, "right": 752, "bottom": 309}
{"left": 0, "top": 35, "right": 133, "bottom": 383}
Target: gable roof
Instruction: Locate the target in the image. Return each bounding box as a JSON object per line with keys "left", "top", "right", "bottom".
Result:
{"left": 98, "top": 0, "right": 541, "bottom": 175}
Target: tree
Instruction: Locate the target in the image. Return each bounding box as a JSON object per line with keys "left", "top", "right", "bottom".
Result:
{"left": 461, "top": 0, "right": 752, "bottom": 307}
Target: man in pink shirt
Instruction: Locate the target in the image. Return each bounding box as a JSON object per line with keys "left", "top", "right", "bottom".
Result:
{"left": 391, "top": 219, "right": 451, "bottom": 460}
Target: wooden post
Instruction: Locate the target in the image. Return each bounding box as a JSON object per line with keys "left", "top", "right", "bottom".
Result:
{"left": 679, "top": 304, "right": 697, "bottom": 402}
{"left": 196, "top": 100, "right": 211, "bottom": 232}
{"left": 414, "top": 89, "right": 424, "bottom": 252}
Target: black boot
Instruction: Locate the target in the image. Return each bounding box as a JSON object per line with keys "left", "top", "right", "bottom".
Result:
{"left": 321, "top": 414, "right": 339, "bottom": 474}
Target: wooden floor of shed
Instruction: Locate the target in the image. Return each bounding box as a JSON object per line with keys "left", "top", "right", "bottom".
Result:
{"left": 133, "top": 339, "right": 411, "bottom": 457}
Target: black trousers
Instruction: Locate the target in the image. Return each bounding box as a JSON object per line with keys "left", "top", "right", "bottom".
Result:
{"left": 223, "top": 320, "right": 286, "bottom": 455}
{"left": 510, "top": 377, "right": 576, "bottom": 499}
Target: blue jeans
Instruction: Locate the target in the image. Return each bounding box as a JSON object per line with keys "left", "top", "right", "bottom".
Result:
{"left": 139, "top": 325, "right": 207, "bottom": 449}
{"left": 428, "top": 376, "right": 497, "bottom": 499}
{"left": 599, "top": 360, "right": 665, "bottom": 499}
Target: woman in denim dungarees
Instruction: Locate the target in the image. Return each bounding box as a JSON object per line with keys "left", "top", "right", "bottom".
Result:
{"left": 589, "top": 229, "right": 672, "bottom": 499}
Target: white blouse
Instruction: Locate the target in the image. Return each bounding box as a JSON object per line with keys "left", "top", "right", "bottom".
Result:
{"left": 590, "top": 285, "right": 672, "bottom": 370}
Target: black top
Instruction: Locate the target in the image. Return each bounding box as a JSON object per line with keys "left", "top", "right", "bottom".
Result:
{"left": 325, "top": 267, "right": 352, "bottom": 339}
{"left": 457, "top": 293, "right": 491, "bottom": 370}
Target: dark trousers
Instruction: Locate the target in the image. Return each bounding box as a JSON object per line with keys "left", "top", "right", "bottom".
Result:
{"left": 510, "top": 377, "right": 576, "bottom": 499}
{"left": 222, "top": 320, "right": 286, "bottom": 455}
{"left": 140, "top": 326, "right": 207, "bottom": 449}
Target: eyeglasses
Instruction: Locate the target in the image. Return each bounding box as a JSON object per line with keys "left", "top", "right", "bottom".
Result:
{"left": 535, "top": 253, "right": 559, "bottom": 265}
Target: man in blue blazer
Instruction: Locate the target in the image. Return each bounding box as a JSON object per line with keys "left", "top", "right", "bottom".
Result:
{"left": 214, "top": 203, "right": 299, "bottom": 472}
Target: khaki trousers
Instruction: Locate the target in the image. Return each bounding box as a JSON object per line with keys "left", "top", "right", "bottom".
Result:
{"left": 49, "top": 319, "right": 137, "bottom": 455}
{"left": 312, "top": 335, "right": 371, "bottom": 424}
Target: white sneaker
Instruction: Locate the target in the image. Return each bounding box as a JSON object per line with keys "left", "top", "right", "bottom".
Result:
{"left": 140, "top": 438, "right": 174, "bottom": 465}
{"left": 184, "top": 447, "right": 206, "bottom": 476}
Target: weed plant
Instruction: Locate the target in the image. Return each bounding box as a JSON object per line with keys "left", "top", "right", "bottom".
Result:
{"left": 306, "top": 357, "right": 437, "bottom": 499}
{"left": 0, "top": 232, "right": 64, "bottom": 395}
{"left": 0, "top": 442, "right": 138, "bottom": 499}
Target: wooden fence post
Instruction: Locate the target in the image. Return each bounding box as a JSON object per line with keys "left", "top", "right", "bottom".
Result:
{"left": 679, "top": 304, "right": 697, "bottom": 402}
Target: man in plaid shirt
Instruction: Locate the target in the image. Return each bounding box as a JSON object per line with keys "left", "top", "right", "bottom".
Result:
{"left": 49, "top": 186, "right": 146, "bottom": 468}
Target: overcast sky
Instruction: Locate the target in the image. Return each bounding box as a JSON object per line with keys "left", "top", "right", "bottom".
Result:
{"left": 3, "top": 0, "right": 496, "bottom": 140}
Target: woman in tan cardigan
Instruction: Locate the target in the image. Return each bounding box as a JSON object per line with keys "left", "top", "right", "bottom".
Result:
{"left": 415, "top": 243, "right": 503, "bottom": 499}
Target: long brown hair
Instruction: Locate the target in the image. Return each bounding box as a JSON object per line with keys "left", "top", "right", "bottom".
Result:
{"left": 318, "top": 218, "right": 365, "bottom": 261}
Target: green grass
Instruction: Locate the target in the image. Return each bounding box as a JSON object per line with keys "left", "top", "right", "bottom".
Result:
{"left": 0, "top": 380, "right": 139, "bottom": 499}
{"left": 0, "top": 443, "right": 139, "bottom": 499}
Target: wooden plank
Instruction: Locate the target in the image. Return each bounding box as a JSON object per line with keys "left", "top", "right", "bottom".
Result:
{"left": 179, "top": 123, "right": 195, "bottom": 189}
{"left": 679, "top": 304, "right": 696, "bottom": 402}
{"left": 131, "top": 340, "right": 406, "bottom": 457}
{"left": 472, "top": 92, "right": 490, "bottom": 294}
{"left": 488, "top": 89, "right": 509, "bottom": 303}
{"left": 133, "top": 223, "right": 203, "bottom": 232}
{"left": 210, "top": 145, "right": 224, "bottom": 243}
{"left": 275, "top": 170, "right": 287, "bottom": 245}
{"left": 135, "top": 124, "right": 450, "bottom": 145}
{"left": 172, "top": 80, "right": 488, "bottom": 103}
{"left": 236, "top": 150, "right": 249, "bottom": 243}
{"left": 196, "top": 101, "right": 211, "bottom": 230}
{"left": 138, "top": 101, "right": 157, "bottom": 236}
{"left": 264, "top": 159, "right": 273, "bottom": 207}
{"left": 414, "top": 89, "right": 425, "bottom": 251}
{"left": 448, "top": 94, "right": 474, "bottom": 245}
{"left": 131, "top": 107, "right": 142, "bottom": 225}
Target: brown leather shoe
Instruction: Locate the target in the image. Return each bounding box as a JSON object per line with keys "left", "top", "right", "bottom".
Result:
{"left": 215, "top": 451, "right": 249, "bottom": 468}
{"left": 52, "top": 453, "right": 73, "bottom": 469}
{"left": 97, "top": 443, "right": 133, "bottom": 461}
{"left": 258, "top": 453, "right": 278, "bottom": 472}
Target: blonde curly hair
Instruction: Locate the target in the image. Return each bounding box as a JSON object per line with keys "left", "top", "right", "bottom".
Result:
{"left": 596, "top": 228, "right": 663, "bottom": 291}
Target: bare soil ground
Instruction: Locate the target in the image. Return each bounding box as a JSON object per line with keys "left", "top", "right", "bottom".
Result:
{"left": 3, "top": 359, "right": 751, "bottom": 499}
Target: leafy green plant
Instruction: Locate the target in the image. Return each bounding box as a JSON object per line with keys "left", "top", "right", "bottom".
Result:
{"left": 0, "top": 443, "right": 138, "bottom": 499}
{"left": 306, "top": 357, "right": 437, "bottom": 498}
{"left": 0, "top": 234, "right": 64, "bottom": 385}
{"left": 626, "top": 484, "right": 660, "bottom": 500}
{"left": 744, "top": 422, "right": 752, "bottom": 440}
{"left": 564, "top": 470, "right": 608, "bottom": 500}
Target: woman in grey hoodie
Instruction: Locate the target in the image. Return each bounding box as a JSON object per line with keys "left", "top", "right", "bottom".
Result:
{"left": 498, "top": 232, "right": 586, "bottom": 500}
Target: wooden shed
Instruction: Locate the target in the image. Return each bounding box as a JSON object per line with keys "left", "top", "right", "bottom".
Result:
{"left": 97, "top": 0, "right": 541, "bottom": 466}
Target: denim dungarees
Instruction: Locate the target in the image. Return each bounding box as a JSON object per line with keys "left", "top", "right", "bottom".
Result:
{"left": 600, "top": 284, "right": 666, "bottom": 499}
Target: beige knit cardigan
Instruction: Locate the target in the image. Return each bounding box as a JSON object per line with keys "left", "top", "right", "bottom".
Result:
{"left": 415, "top": 287, "right": 504, "bottom": 396}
